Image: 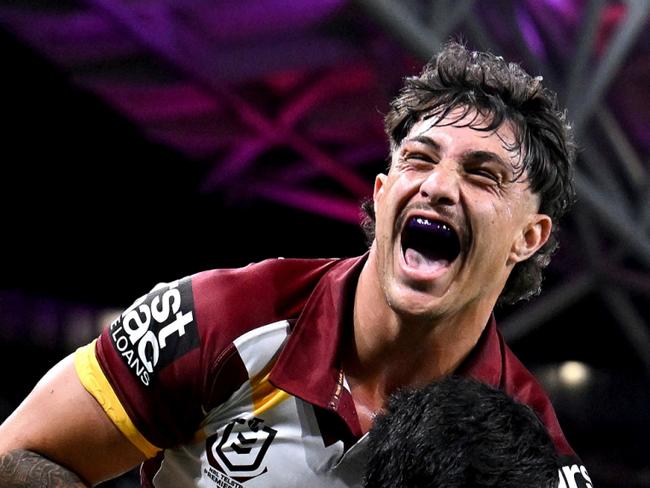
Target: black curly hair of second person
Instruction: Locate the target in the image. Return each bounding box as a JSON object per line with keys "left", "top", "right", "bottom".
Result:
{"left": 363, "top": 376, "right": 558, "bottom": 488}
{"left": 361, "top": 41, "right": 576, "bottom": 305}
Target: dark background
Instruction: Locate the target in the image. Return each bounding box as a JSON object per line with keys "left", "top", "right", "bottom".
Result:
{"left": 1, "top": 1, "right": 649, "bottom": 486}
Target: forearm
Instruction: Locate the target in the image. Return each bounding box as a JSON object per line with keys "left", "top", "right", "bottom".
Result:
{"left": 0, "top": 449, "right": 88, "bottom": 487}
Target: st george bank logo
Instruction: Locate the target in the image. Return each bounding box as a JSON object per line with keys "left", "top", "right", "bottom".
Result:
{"left": 206, "top": 417, "right": 277, "bottom": 482}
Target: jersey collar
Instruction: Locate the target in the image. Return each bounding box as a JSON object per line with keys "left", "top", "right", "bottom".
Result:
{"left": 270, "top": 253, "right": 504, "bottom": 433}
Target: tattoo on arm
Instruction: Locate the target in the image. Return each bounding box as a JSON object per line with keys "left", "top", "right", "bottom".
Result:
{"left": 0, "top": 449, "right": 87, "bottom": 487}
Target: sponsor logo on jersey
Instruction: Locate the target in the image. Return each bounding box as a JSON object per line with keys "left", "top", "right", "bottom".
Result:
{"left": 206, "top": 416, "right": 277, "bottom": 483}
{"left": 109, "top": 278, "right": 199, "bottom": 386}
{"left": 558, "top": 463, "right": 593, "bottom": 488}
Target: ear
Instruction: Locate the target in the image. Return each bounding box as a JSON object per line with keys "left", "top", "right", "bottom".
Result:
{"left": 373, "top": 173, "right": 387, "bottom": 204}
{"left": 509, "top": 214, "right": 552, "bottom": 264}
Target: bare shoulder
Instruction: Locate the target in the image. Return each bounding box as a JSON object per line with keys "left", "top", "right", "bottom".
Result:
{"left": 0, "top": 353, "right": 146, "bottom": 485}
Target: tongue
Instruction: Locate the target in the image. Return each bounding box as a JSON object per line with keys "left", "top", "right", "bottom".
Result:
{"left": 404, "top": 247, "right": 449, "bottom": 272}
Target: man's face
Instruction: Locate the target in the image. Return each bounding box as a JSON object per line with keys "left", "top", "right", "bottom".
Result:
{"left": 371, "top": 109, "right": 551, "bottom": 321}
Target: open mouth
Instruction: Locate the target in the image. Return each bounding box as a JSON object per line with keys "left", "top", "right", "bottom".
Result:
{"left": 401, "top": 216, "right": 461, "bottom": 272}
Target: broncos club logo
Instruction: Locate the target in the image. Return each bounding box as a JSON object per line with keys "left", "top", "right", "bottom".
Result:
{"left": 206, "top": 417, "right": 277, "bottom": 482}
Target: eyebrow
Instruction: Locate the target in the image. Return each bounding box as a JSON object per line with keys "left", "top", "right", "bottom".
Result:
{"left": 461, "top": 150, "right": 514, "bottom": 175}
{"left": 404, "top": 135, "right": 441, "bottom": 152}
{"left": 405, "top": 136, "right": 512, "bottom": 171}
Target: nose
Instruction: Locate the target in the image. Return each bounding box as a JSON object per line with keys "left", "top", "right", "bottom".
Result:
{"left": 419, "top": 161, "right": 460, "bottom": 206}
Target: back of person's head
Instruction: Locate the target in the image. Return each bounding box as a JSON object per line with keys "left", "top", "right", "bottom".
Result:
{"left": 363, "top": 376, "right": 558, "bottom": 488}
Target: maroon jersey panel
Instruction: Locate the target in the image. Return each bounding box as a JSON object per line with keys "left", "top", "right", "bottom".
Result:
{"left": 500, "top": 343, "right": 576, "bottom": 457}
{"left": 96, "top": 258, "right": 339, "bottom": 448}
{"left": 269, "top": 256, "right": 366, "bottom": 435}
{"left": 190, "top": 257, "right": 340, "bottom": 411}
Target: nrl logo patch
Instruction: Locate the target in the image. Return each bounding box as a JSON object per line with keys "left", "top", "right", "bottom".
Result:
{"left": 206, "top": 417, "right": 277, "bottom": 483}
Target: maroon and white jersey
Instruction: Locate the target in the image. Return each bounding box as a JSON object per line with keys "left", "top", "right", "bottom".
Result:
{"left": 74, "top": 255, "right": 592, "bottom": 487}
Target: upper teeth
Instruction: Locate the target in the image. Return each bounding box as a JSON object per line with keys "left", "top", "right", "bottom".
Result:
{"left": 415, "top": 217, "right": 448, "bottom": 231}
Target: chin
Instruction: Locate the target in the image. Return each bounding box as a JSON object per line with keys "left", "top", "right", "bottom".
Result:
{"left": 385, "top": 282, "right": 447, "bottom": 322}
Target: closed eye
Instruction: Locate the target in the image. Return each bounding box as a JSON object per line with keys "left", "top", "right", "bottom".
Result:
{"left": 398, "top": 150, "right": 438, "bottom": 171}
{"left": 404, "top": 152, "right": 434, "bottom": 163}
{"left": 461, "top": 149, "right": 513, "bottom": 187}
{"left": 466, "top": 166, "right": 502, "bottom": 185}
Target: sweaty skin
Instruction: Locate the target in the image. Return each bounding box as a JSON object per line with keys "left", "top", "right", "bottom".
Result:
{"left": 0, "top": 354, "right": 146, "bottom": 487}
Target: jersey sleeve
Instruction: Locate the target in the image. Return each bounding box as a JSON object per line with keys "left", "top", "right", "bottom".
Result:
{"left": 74, "top": 276, "right": 206, "bottom": 454}
{"left": 73, "top": 258, "right": 340, "bottom": 457}
{"left": 74, "top": 340, "right": 161, "bottom": 458}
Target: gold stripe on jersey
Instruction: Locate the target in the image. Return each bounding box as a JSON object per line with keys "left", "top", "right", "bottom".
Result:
{"left": 74, "top": 340, "right": 161, "bottom": 458}
{"left": 251, "top": 367, "right": 290, "bottom": 416}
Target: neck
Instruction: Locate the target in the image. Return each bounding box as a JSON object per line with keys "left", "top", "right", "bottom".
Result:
{"left": 344, "top": 254, "right": 494, "bottom": 412}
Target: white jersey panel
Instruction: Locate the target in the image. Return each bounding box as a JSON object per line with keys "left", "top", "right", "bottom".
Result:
{"left": 233, "top": 320, "right": 291, "bottom": 377}
{"left": 151, "top": 320, "right": 367, "bottom": 487}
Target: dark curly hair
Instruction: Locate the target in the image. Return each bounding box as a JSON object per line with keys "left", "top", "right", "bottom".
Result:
{"left": 361, "top": 41, "right": 576, "bottom": 305}
{"left": 363, "top": 376, "right": 559, "bottom": 488}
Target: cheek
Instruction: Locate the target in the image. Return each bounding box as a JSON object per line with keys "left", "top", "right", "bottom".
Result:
{"left": 379, "top": 178, "right": 415, "bottom": 217}
{"left": 468, "top": 195, "right": 500, "bottom": 227}
{"left": 472, "top": 203, "right": 518, "bottom": 254}
{"left": 489, "top": 200, "right": 513, "bottom": 226}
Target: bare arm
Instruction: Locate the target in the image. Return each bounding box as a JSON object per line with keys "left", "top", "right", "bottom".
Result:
{"left": 0, "top": 449, "right": 87, "bottom": 487}
{"left": 0, "top": 353, "right": 147, "bottom": 486}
